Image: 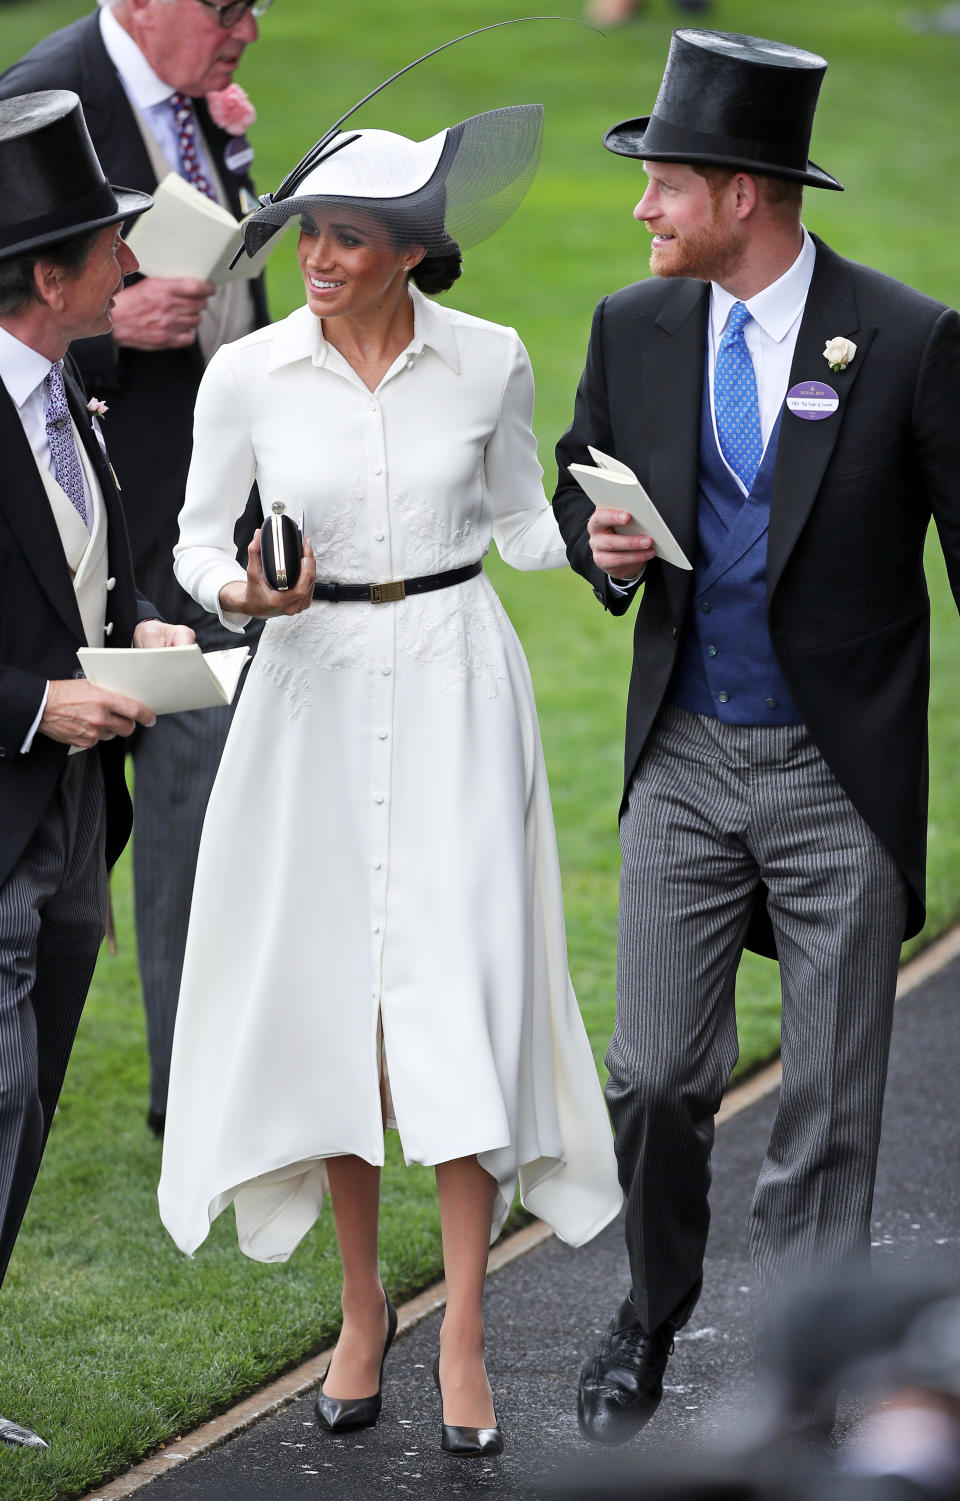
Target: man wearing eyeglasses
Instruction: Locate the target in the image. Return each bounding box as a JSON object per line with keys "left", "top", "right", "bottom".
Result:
{"left": 0, "top": 0, "right": 271, "bottom": 1140}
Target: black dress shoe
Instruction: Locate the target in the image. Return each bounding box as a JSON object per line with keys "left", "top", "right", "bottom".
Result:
{"left": 577, "top": 1295, "right": 674, "bottom": 1445}
{"left": 315, "top": 1295, "right": 397, "bottom": 1433}
{"left": 0, "top": 1415, "right": 48, "bottom": 1449}
{"left": 432, "top": 1355, "right": 504, "bottom": 1456}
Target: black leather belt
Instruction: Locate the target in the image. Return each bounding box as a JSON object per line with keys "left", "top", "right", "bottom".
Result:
{"left": 312, "top": 560, "right": 482, "bottom": 604}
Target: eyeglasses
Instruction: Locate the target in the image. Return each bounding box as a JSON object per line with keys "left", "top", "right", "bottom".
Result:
{"left": 193, "top": 0, "right": 272, "bottom": 29}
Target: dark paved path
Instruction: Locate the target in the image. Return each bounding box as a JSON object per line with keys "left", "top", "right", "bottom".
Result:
{"left": 138, "top": 957, "right": 960, "bottom": 1500}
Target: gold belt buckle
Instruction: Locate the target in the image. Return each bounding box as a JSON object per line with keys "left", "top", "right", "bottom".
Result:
{"left": 370, "top": 580, "right": 406, "bottom": 604}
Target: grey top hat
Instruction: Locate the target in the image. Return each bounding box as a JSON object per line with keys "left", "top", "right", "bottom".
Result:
{"left": 604, "top": 29, "right": 843, "bottom": 191}
{"left": 0, "top": 90, "right": 153, "bottom": 262}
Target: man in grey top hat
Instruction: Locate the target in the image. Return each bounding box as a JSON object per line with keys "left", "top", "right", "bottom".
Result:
{"left": 553, "top": 27, "right": 960, "bottom": 1442}
{"left": 0, "top": 89, "right": 193, "bottom": 1450}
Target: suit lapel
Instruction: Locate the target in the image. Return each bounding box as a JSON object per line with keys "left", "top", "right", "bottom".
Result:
{"left": 63, "top": 363, "right": 128, "bottom": 583}
{"left": 767, "top": 236, "right": 875, "bottom": 596}
{"left": 0, "top": 383, "right": 84, "bottom": 638}
{"left": 641, "top": 278, "right": 708, "bottom": 624}
{"left": 77, "top": 12, "right": 158, "bottom": 195}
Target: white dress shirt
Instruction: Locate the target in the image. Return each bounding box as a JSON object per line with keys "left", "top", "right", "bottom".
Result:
{"left": 0, "top": 326, "right": 100, "bottom": 749}
{"left": 100, "top": 5, "right": 217, "bottom": 185}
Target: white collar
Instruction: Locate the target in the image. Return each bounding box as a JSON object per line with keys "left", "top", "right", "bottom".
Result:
{"left": 0, "top": 324, "right": 54, "bottom": 411}
{"left": 710, "top": 225, "right": 816, "bottom": 345}
{"left": 267, "top": 285, "right": 461, "bottom": 376}
{"left": 100, "top": 4, "right": 176, "bottom": 111}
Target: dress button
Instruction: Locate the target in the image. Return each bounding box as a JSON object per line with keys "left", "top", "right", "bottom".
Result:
{"left": 765, "top": 696, "right": 777, "bottom": 709}
{"left": 374, "top": 530, "right": 385, "bottom": 542}
{"left": 373, "top": 857, "right": 382, "bottom": 870}
{"left": 373, "top": 464, "right": 382, "bottom": 476}
{"left": 706, "top": 644, "right": 717, "bottom": 657}
{"left": 381, "top": 665, "right": 391, "bottom": 676}
{"left": 369, "top": 401, "right": 378, "bottom": 413}
{"left": 717, "top": 690, "right": 730, "bottom": 704}
{"left": 374, "top": 794, "right": 384, "bottom": 804}
{"left": 373, "top": 923, "right": 381, "bottom": 935}
{"left": 700, "top": 601, "right": 713, "bottom": 614}
{"left": 377, "top": 729, "right": 388, "bottom": 740}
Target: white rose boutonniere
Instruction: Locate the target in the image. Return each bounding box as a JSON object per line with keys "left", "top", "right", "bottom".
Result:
{"left": 86, "top": 396, "right": 109, "bottom": 417}
{"left": 823, "top": 336, "right": 857, "bottom": 373}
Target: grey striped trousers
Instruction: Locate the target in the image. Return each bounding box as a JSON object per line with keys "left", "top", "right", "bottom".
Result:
{"left": 609, "top": 706, "right": 908, "bottom": 1335}
{"left": 0, "top": 751, "right": 106, "bottom": 1288}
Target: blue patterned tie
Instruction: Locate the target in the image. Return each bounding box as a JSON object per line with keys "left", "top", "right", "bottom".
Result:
{"left": 170, "top": 92, "right": 217, "bottom": 201}
{"left": 714, "top": 301, "right": 763, "bottom": 491}
{"left": 44, "top": 362, "right": 89, "bottom": 528}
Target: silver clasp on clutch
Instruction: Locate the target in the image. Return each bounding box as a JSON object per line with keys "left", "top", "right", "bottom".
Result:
{"left": 269, "top": 500, "right": 289, "bottom": 590}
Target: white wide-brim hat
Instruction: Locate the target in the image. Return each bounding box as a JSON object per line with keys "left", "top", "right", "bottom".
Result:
{"left": 240, "top": 104, "right": 544, "bottom": 259}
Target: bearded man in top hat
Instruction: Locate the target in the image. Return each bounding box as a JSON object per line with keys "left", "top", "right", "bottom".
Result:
{"left": 0, "top": 89, "right": 194, "bottom": 1450}
{"left": 0, "top": 0, "right": 271, "bottom": 1138}
{"left": 552, "top": 28, "right": 960, "bottom": 1443}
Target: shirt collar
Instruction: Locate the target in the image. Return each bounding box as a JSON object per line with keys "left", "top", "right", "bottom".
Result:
{"left": 710, "top": 225, "right": 816, "bottom": 345}
{"left": 267, "top": 286, "right": 461, "bottom": 376}
{"left": 0, "top": 324, "right": 54, "bottom": 411}
{"left": 100, "top": 4, "right": 177, "bottom": 111}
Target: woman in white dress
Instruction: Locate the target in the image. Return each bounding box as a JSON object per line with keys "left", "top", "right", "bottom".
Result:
{"left": 158, "top": 106, "right": 621, "bottom": 1455}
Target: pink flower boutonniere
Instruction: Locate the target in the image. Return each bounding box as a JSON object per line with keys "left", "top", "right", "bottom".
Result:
{"left": 86, "top": 397, "right": 109, "bottom": 417}
{"left": 206, "top": 84, "right": 257, "bottom": 136}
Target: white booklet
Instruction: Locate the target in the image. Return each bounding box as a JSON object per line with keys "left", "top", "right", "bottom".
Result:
{"left": 568, "top": 446, "right": 692, "bottom": 570}
{"left": 76, "top": 645, "right": 251, "bottom": 715}
{"left": 125, "top": 173, "right": 285, "bottom": 284}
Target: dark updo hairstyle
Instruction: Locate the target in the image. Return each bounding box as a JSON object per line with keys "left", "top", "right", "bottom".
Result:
{"left": 408, "top": 232, "right": 462, "bottom": 296}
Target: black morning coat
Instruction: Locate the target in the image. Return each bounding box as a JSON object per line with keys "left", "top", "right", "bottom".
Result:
{"left": 0, "top": 12, "right": 270, "bottom": 574}
{"left": 552, "top": 236, "right": 960, "bottom": 952}
{"left": 0, "top": 358, "right": 157, "bottom": 889}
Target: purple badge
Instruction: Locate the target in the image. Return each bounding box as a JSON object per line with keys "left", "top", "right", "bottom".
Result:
{"left": 786, "top": 381, "right": 839, "bottom": 421}
{"left": 224, "top": 136, "right": 255, "bottom": 175}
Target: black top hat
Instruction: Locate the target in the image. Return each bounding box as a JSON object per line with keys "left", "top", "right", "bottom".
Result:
{"left": 0, "top": 90, "right": 153, "bottom": 262}
{"left": 604, "top": 29, "right": 842, "bottom": 191}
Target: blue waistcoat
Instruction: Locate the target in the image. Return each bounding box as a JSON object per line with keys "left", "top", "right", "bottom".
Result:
{"left": 667, "top": 355, "right": 802, "bottom": 726}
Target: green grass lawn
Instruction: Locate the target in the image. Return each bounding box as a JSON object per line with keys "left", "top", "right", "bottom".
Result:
{"left": 2, "top": 0, "right": 960, "bottom": 1495}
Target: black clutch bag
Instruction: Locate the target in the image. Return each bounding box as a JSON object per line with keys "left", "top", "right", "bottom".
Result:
{"left": 260, "top": 501, "right": 303, "bottom": 592}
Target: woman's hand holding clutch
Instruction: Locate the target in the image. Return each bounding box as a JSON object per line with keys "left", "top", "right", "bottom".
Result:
{"left": 218, "top": 528, "right": 316, "bottom": 619}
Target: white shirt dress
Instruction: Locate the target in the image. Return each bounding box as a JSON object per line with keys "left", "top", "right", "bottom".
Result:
{"left": 158, "top": 288, "right": 622, "bottom": 1261}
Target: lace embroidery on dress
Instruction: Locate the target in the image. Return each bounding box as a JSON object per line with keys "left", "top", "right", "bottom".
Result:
{"left": 393, "top": 484, "right": 483, "bottom": 574}
{"left": 311, "top": 485, "right": 367, "bottom": 585}
{"left": 398, "top": 578, "right": 507, "bottom": 699}
{"left": 391, "top": 485, "right": 504, "bottom": 696}
{"left": 255, "top": 485, "right": 371, "bottom": 719}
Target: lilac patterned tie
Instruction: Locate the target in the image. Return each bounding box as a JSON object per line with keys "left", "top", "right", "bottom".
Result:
{"left": 170, "top": 92, "right": 217, "bottom": 201}
{"left": 44, "top": 362, "right": 89, "bottom": 528}
{"left": 714, "top": 301, "right": 763, "bottom": 492}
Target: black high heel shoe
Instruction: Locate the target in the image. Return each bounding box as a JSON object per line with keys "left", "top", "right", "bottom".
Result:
{"left": 432, "top": 1354, "right": 504, "bottom": 1457}
{"left": 315, "top": 1294, "right": 398, "bottom": 1433}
